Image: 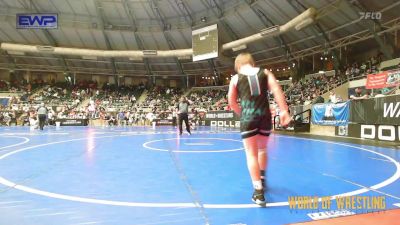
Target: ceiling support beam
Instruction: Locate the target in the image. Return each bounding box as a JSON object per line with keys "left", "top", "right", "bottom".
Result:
{"left": 94, "top": 0, "right": 118, "bottom": 84}
{"left": 244, "top": 0, "right": 294, "bottom": 67}
{"left": 122, "top": 0, "right": 152, "bottom": 78}
{"left": 174, "top": 0, "right": 194, "bottom": 27}
{"left": 344, "top": 0, "right": 394, "bottom": 60}
{"left": 150, "top": 0, "right": 188, "bottom": 87}
{"left": 19, "top": 0, "right": 69, "bottom": 73}
{"left": 287, "top": 0, "right": 340, "bottom": 71}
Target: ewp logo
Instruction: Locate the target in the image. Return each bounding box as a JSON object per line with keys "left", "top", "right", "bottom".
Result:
{"left": 17, "top": 14, "right": 58, "bottom": 29}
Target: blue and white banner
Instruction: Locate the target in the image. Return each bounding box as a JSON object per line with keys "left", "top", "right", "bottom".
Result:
{"left": 17, "top": 14, "right": 58, "bottom": 29}
{"left": 312, "top": 101, "right": 350, "bottom": 126}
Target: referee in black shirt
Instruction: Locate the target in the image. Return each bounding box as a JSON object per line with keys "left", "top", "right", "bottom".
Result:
{"left": 176, "top": 97, "right": 191, "bottom": 135}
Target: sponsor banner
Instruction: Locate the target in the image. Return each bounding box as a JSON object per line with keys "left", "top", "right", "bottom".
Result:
{"left": 208, "top": 120, "right": 240, "bottom": 128}
{"left": 17, "top": 14, "right": 58, "bottom": 29}
{"left": 154, "top": 119, "right": 173, "bottom": 126}
{"left": 57, "top": 119, "right": 88, "bottom": 126}
{"left": 338, "top": 123, "right": 400, "bottom": 142}
{"left": 205, "top": 111, "right": 237, "bottom": 120}
{"left": 350, "top": 94, "right": 400, "bottom": 125}
{"left": 311, "top": 102, "right": 350, "bottom": 126}
{"left": 0, "top": 98, "right": 9, "bottom": 106}
{"left": 205, "top": 110, "right": 240, "bottom": 128}
{"left": 366, "top": 70, "right": 400, "bottom": 89}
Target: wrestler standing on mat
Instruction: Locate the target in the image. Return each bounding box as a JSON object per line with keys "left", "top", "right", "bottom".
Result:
{"left": 228, "top": 53, "right": 291, "bottom": 206}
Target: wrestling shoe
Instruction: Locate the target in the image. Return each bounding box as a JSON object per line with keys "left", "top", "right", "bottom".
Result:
{"left": 252, "top": 189, "right": 266, "bottom": 207}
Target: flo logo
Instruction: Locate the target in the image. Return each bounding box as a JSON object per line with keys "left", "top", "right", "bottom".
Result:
{"left": 359, "top": 12, "right": 382, "bottom": 20}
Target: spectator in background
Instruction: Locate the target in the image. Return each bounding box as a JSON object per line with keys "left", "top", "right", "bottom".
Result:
{"left": 304, "top": 96, "right": 312, "bottom": 106}
{"left": 350, "top": 87, "right": 369, "bottom": 100}
{"left": 29, "top": 112, "right": 38, "bottom": 129}
{"left": 329, "top": 91, "right": 337, "bottom": 103}
{"left": 47, "top": 109, "right": 54, "bottom": 125}
{"left": 374, "top": 90, "right": 385, "bottom": 98}
{"left": 117, "top": 111, "right": 125, "bottom": 126}
{"left": 172, "top": 110, "right": 177, "bottom": 128}
{"left": 312, "top": 93, "right": 325, "bottom": 104}
{"left": 108, "top": 115, "right": 117, "bottom": 126}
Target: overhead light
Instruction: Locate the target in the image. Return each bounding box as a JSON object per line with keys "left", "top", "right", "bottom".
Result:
{"left": 82, "top": 55, "right": 97, "bottom": 60}
{"left": 129, "top": 57, "right": 142, "bottom": 61}
{"left": 232, "top": 45, "right": 247, "bottom": 52}
{"left": 283, "top": 68, "right": 286, "bottom": 71}
{"left": 178, "top": 55, "right": 191, "bottom": 60}
{"left": 143, "top": 50, "right": 157, "bottom": 56}
{"left": 260, "top": 25, "right": 280, "bottom": 37}
{"left": 295, "top": 17, "right": 315, "bottom": 31}
{"left": 201, "top": 17, "right": 207, "bottom": 22}
{"left": 277, "top": 69, "right": 280, "bottom": 71}
{"left": 7, "top": 50, "right": 25, "bottom": 55}
{"left": 289, "top": 77, "right": 292, "bottom": 80}
{"left": 320, "top": 57, "right": 323, "bottom": 60}
{"left": 319, "top": 70, "right": 325, "bottom": 74}
{"left": 325, "top": 57, "right": 328, "bottom": 60}
{"left": 37, "top": 46, "right": 55, "bottom": 52}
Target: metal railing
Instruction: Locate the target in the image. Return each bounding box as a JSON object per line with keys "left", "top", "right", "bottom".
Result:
{"left": 274, "top": 109, "right": 311, "bottom": 132}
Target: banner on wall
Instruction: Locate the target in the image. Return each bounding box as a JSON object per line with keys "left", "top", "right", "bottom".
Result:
{"left": 336, "top": 124, "right": 399, "bottom": 142}
{"left": 204, "top": 111, "right": 240, "bottom": 128}
{"left": 56, "top": 119, "right": 88, "bottom": 126}
{"left": 365, "top": 70, "right": 400, "bottom": 89}
{"left": 0, "top": 98, "right": 9, "bottom": 106}
{"left": 350, "top": 94, "right": 400, "bottom": 125}
{"left": 311, "top": 102, "right": 350, "bottom": 126}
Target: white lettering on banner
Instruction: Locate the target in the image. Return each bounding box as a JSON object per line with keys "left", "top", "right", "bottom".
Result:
{"left": 206, "top": 114, "right": 216, "bottom": 119}
{"left": 378, "top": 125, "right": 396, "bottom": 141}
{"left": 217, "top": 113, "right": 234, "bottom": 119}
{"left": 210, "top": 121, "right": 240, "bottom": 128}
{"left": 383, "top": 102, "right": 400, "bottom": 118}
{"left": 361, "top": 125, "right": 400, "bottom": 141}
{"left": 361, "top": 125, "right": 375, "bottom": 139}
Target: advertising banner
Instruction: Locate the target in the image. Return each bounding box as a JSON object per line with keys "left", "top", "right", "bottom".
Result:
{"left": 311, "top": 102, "right": 350, "bottom": 126}
{"left": 336, "top": 123, "right": 399, "bottom": 142}
{"left": 350, "top": 94, "right": 400, "bottom": 125}
{"left": 365, "top": 70, "right": 400, "bottom": 89}
{"left": 17, "top": 14, "right": 58, "bottom": 29}
{"left": 57, "top": 119, "right": 88, "bottom": 126}
{"left": 204, "top": 111, "right": 240, "bottom": 128}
